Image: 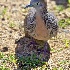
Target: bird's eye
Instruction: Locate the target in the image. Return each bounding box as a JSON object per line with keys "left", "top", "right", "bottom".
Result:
{"left": 37, "top": 2, "right": 40, "bottom": 5}
{"left": 37, "top": 3, "right": 39, "bottom": 5}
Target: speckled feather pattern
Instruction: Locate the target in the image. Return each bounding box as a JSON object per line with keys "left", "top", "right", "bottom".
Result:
{"left": 24, "top": 8, "right": 58, "bottom": 40}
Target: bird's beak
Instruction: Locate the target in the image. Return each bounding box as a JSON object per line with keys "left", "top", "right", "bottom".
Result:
{"left": 24, "top": 4, "right": 33, "bottom": 9}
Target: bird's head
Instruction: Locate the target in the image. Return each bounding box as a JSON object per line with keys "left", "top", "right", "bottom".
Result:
{"left": 24, "top": 0, "right": 47, "bottom": 10}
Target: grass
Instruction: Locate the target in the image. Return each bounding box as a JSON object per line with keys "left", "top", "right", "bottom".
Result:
{"left": 55, "top": 5, "right": 64, "bottom": 12}
{"left": 8, "top": 54, "right": 17, "bottom": 63}
{"left": 68, "top": 0, "right": 70, "bottom": 3}
{"left": 0, "top": 52, "right": 17, "bottom": 70}
{"left": 0, "top": 42, "right": 69, "bottom": 70}
{"left": 51, "top": 47, "right": 64, "bottom": 53}
{"left": 59, "top": 60, "right": 67, "bottom": 65}
{"left": 0, "top": 1, "right": 70, "bottom": 70}
{"left": 17, "top": 53, "right": 47, "bottom": 70}
{"left": 52, "top": 67, "right": 63, "bottom": 70}
{"left": 0, "top": 66, "right": 10, "bottom": 70}
{"left": 63, "top": 39, "right": 70, "bottom": 48}
{"left": 51, "top": 38, "right": 70, "bottom": 53}
{"left": 52, "top": 60, "right": 70, "bottom": 70}
{"left": 0, "top": 52, "right": 4, "bottom": 59}
{"left": 1, "top": 37, "right": 69, "bottom": 70}
{"left": 0, "top": 52, "right": 48, "bottom": 70}
{"left": 9, "top": 21, "right": 16, "bottom": 28}
{"left": 58, "top": 18, "right": 70, "bottom": 28}
{"left": 2, "top": 7, "right": 7, "bottom": 16}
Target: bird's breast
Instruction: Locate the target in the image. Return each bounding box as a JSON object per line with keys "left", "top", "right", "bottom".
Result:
{"left": 30, "top": 12, "right": 51, "bottom": 41}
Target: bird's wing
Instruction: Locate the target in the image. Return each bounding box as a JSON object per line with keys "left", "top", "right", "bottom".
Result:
{"left": 44, "top": 12, "right": 58, "bottom": 37}
{"left": 24, "top": 8, "right": 36, "bottom": 36}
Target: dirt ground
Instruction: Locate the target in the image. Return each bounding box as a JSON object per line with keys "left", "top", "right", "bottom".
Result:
{"left": 0, "top": 0, "right": 70, "bottom": 70}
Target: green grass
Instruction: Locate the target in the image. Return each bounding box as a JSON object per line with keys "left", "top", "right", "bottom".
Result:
{"left": 52, "top": 60, "right": 70, "bottom": 70}
{"left": 2, "top": 8, "right": 7, "bottom": 16}
{"left": 52, "top": 66, "right": 65, "bottom": 70}
{"left": 59, "top": 60, "right": 67, "bottom": 65}
{"left": 63, "top": 39, "right": 70, "bottom": 48}
{"left": 0, "top": 49, "right": 70, "bottom": 70}
{"left": 17, "top": 53, "right": 47, "bottom": 69}
{"left": 9, "top": 21, "right": 16, "bottom": 28}
{"left": 0, "top": 52, "right": 17, "bottom": 70}
{"left": 55, "top": 5, "right": 64, "bottom": 12}
{"left": 0, "top": 52, "right": 48, "bottom": 70}
{"left": 51, "top": 47, "right": 64, "bottom": 53}
{"left": 52, "top": 67, "right": 58, "bottom": 70}
{"left": 58, "top": 18, "right": 70, "bottom": 28}
{"left": 0, "top": 66, "right": 10, "bottom": 70}
{"left": 68, "top": 0, "right": 70, "bottom": 3}
{"left": 0, "top": 52, "right": 4, "bottom": 59}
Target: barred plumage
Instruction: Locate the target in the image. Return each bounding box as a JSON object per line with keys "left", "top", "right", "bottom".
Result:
{"left": 24, "top": 0, "right": 58, "bottom": 50}
{"left": 24, "top": 8, "right": 58, "bottom": 41}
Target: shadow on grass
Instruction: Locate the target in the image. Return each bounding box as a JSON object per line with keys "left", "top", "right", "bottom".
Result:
{"left": 15, "top": 37, "right": 50, "bottom": 70}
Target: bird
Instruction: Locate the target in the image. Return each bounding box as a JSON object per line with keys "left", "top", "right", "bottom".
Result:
{"left": 24, "top": 0, "right": 58, "bottom": 49}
